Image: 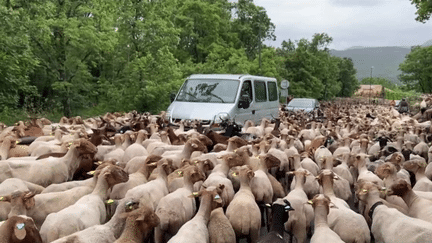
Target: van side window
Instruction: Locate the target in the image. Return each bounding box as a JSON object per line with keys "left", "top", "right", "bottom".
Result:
{"left": 268, "top": 82, "right": 278, "bottom": 101}
{"left": 240, "top": 80, "right": 253, "bottom": 103}
{"left": 254, "top": 81, "right": 267, "bottom": 102}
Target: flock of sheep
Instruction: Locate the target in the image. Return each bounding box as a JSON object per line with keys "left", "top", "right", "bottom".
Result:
{"left": 0, "top": 96, "right": 432, "bottom": 243}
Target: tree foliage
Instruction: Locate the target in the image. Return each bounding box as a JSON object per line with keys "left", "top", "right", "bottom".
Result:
{"left": 399, "top": 46, "right": 432, "bottom": 93}
{"left": 411, "top": 0, "right": 432, "bottom": 23}
{"left": 0, "top": 0, "right": 366, "bottom": 121}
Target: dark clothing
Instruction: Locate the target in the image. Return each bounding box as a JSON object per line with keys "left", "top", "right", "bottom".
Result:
{"left": 398, "top": 100, "right": 409, "bottom": 113}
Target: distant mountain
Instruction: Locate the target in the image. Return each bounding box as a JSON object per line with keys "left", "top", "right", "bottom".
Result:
{"left": 330, "top": 39, "right": 432, "bottom": 85}
{"left": 422, "top": 39, "right": 432, "bottom": 47}
{"left": 330, "top": 46, "right": 411, "bottom": 84}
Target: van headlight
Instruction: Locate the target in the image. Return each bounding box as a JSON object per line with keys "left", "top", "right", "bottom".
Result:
{"left": 215, "top": 112, "right": 230, "bottom": 123}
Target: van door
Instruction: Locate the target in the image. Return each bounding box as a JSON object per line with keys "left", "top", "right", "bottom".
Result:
{"left": 252, "top": 79, "right": 269, "bottom": 124}
{"left": 234, "top": 80, "right": 255, "bottom": 124}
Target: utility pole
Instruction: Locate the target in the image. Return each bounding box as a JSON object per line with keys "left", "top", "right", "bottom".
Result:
{"left": 258, "top": 10, "right": 265, "bottom": 76}
{"left": 369, "top": 66, "right": 374, "bottom": 104}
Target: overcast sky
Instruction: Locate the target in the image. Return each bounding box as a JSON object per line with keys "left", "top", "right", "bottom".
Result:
{"left": 253, "top": 0, "right": 432, "bottom": 50}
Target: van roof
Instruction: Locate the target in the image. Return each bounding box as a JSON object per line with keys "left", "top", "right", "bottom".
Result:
{"left": 187, "top": 74, "right": 277, "bottom": 81}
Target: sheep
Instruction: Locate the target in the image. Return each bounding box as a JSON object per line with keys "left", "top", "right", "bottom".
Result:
{"left": 250, "top": 154, "right": 280, "bottom": 204}
{"left": 1, "top": 179, "right": 96, "bottom": 229}
{"left": 413, "top": 133, "right": 428, "bottom": 160}
{"left": 168, "top": 159, "right": 212, "bottom": 193}
{"left": 0, "top": 138, "right": 97, "bottom": 186}
{"left": 167, "top": 185, "right": 224, "bottom": 243}
{"left": 160, "top": 138, "right": 207, "bottom": 169}
{"left": 41, "top": 177, "right": 94, "bottom": 193}
{"left": 309, "top": 194, "right": 344, "bottom": 243}
{"left": 121, "top": 130, "right": 149, "bottom": 164}
{"left": 387, "top": 178, "right": 432, "bottom": 224}
{"left": 114, "top": 204, "right": 160, "bottom": 243}
{"left": 103, "top": 134, "right": 125, "bottom": 163}
{"left": 39, "top": 164, "right": 129, "bottom": 242}
{"left": 0, "top": 136, "right": 18, "bottom": 160}
{"left": 110, "top": 159, "right": 157, "bottom": 199}
{"left": 201, "top": 152, "right": 246, "bottom": 208}
{"left": 316, "top": 169, "right": 371, "bottom": 243}
{"left": 356, "top": 179, "right": 432, "bottom": 242}
{"left": 351, "top": 153, "right": 384, "bottom": 187}
{"left": 284, "top": 169, "right": 314, "bottom": 243}
{"left": 374, "top": 162, "right": 410, "bottom": 214}
{"left": 154, "top": 164, "right": 205, "bottom": 243}
{"left": 403, "top": 159, "right": 432, "bottom": 192}
{"left": 289, "top": 154, "right": 320, "bottom": 200}
{"left": 245, "top": 118, "right": 269, "bottom": 138}
{"left": 257, "top": 199, "right": 294, "bottom": 243}
{"left": 0, "top": 215, "right": 42, "bottom": 243}
{"left": 226, "top": 165, "right": 261, "bottom": 243}
{"left": 49, "top": 199, "right": 141, "bottom": 243}
{"left": 208, "top": 208, "right": 236, "bottom": 243}
{"left": 319, "top": 156, "right": 352, "bottom": 203}
{"left": 123, "top": 158, "right": 172, "bottom": 211}
{"left": 145, "top": 131, "right": 171, "bottom": 153}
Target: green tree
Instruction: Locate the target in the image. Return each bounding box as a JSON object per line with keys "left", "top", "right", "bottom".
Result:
{"left": 231, "top": 0, "right": 276, "bottom": 60}
{"left": 337, "top": 57, "right": 359, "bottom": 97}
{"left": 0, "top": 4, "right": 38, "bottom": 110}
{"left": 173, "top": 0, "right": 235, "bottom": 63}
{"left": 411, "top": 0, "right": 432, "bottom": 23}
{"left": 398, "top": 46, "right": 432, "bottom": 93}
{"left": 99, "top": 0, "right": 182, "bottom": 113}
{"left": 12, "top": 0, "right": 119, "bottom": 116}
{"left": 276, "top": 33, "right": 340, "bottom": 99}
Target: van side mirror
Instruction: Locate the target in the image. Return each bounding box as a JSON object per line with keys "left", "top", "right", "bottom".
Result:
{"left": 238, "top": 97, "right": 250, "bottom": 109}
{"left": 170, "top": 92, "right": 176, "bottom": 103}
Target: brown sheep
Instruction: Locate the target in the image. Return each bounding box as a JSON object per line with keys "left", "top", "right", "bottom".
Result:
{"left": 0, "top": 215, "right": 42, "bottom": 243}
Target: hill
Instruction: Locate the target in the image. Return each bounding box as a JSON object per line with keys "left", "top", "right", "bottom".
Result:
{"left": 330, "top": 46, "right": 411, "bottom": 85}
{"left": 330, "top": 39, "right": 432, "bottom": 84}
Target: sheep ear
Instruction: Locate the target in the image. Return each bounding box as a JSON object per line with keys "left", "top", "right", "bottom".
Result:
{"left": 189, "top": 192, "right": 201, "bottom": 198}
{"left": 329, "top": 202, "right": 338, "bottom": 209}
{"left": 14, "top": 223, "right": 26, "bottom": 240}
{"left": 0, "top": 195, "right": 11, "bottom": 202}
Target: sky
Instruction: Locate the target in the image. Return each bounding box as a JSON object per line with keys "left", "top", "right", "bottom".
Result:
{"left": 253, "top": 0, "right": 432, "bottom": 50}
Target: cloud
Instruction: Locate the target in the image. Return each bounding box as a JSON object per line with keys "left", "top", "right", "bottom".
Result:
{"left": 254, "top": 0, "right": 432, "bottom": 50}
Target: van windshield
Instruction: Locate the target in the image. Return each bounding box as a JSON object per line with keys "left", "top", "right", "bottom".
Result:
{"left": 175, "top": 79, "right": 240, "bottom": 103}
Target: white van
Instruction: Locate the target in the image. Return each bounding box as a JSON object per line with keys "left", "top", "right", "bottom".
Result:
{"left": 166, "top": 74, "right": 280, "bottom": 126}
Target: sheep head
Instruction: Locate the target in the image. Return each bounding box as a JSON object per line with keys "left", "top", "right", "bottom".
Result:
{"left": 375, "top": 162, "right": 397, "bottom": 180}
{"left": 181, "top": 165, "right": 205, "bottom": 184}
{"left": 308, "top": 194, "right": 333, "bottom": 215}
{"left": 97, "top": 165, "right": 129, "bottom": 188}
{"left": 0, "top": 190, "right": 36, "bottom": 218}
{"left": 387, "top": 179, "right": 411, "bottom": 197}
{"left": 231, "top": 165, "right": 254, "bottom": 182}
{"left": 193, "top": 159, "right": 214, "bottom": 175}
{"left": 355, "top": 180, "right": 386, "bottom": 202}
{"left": 259, "top": 154, "right": 281, "bottom": 169}
{"left": 190, "top": 184, "right": 224, "bottom": 210}
{"left": 73, "top": 138, "right": 97, "bottom": 155}
{"left": 315, "top": 169, "right": 339, "bottom": 186}
{"left": 403, "top": 159, "right": 428, "bottom": 173}
{"left": 287, "top": 168, "right": 310, "bottom": 184}
{"left": 120, "top": 204, "right": 160, "bottom": 232}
